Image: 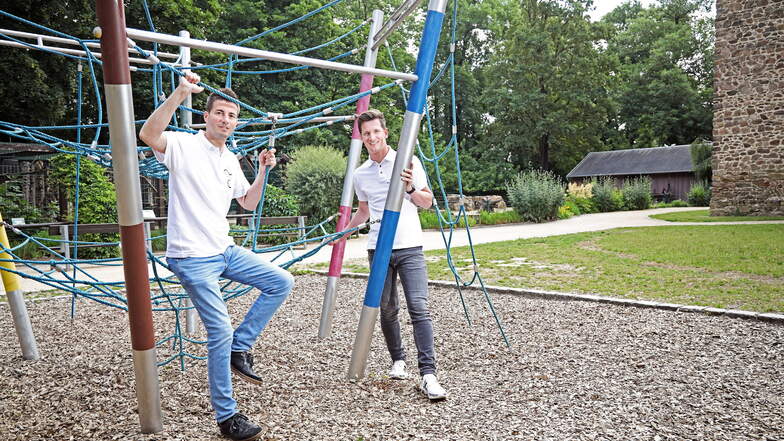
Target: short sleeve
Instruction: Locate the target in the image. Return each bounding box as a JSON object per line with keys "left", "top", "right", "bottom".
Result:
{"left": 154, "top": 132, "right": 180, "bottom": 171}
{"left": 354, "top": 173, "right": 368, "bottom": 201}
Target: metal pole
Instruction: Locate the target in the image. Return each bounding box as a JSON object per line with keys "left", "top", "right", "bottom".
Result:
{"left": 348, "top": 0, "right": 448, "bottom": 380}
{"left": 0, "top": 40, "right": 186, "bottom": 68}
{"left": 0, "top": 213, "right": 40, "bottom": 360}
{"left": 0, "top": 28, "right": 181, "bottom": 59}
{"left": 124, "top": 28, "right": 418, "bottom": 82}
{"left": 319, "top": 9, "right": 384, "bottom": 340}
{"left": 371, "top": 0, "right": 424, "bottom": 50}
{"left": 96, "top": 0, "right": 162, "bottom": 433}
{"left": 59, "top": 225, "right": 71, "bottom": 271}
{"left": 178, "top": 30, "right": 199, "bottom": 336}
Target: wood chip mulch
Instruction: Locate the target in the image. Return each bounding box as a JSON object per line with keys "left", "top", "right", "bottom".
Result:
{"left": 1, "top": 274, "right": 783, "bottom": 440}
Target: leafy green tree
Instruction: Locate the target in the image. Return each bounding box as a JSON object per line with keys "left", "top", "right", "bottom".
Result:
{"left": 425, "top": 0, "right": 517, "bottom": 194}
{"left": 49, "top": 154, "right": 117, "bottom": 224}
{"left": 602, "top": 0, "right": 714, "bottom": 147}
{"left": 483, "top": 0, "right": 617, "bottom": 176}
{"left": 0, "top": 181, "right": 55, "bottom": 223}
{"left": 49, "top": 154, "right": 119, "bottom": 258}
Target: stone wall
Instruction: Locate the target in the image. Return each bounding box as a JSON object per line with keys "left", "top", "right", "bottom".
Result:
{"left": 711, "top": 0, "right": 784, "bottom": 215}
{"left": 443, "top": 194, "right": 507, "bottom": 213}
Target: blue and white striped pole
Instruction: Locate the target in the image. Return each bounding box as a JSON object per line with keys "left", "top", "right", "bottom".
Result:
{"left": 348, "top": 0, "right": 448, "bottom": 379}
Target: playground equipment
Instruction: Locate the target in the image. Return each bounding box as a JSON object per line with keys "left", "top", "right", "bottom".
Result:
{"left": 1, "top": 0, "right": 509, "bottom": 433}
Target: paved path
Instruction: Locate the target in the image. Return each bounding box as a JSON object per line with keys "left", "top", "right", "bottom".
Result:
{"left": 6, "top": 207, "right": 783, "bottom": 293}
{"left": 298, "top": 206, "right": 783, "bottom": 263}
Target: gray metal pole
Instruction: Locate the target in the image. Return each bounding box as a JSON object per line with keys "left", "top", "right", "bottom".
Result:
{"left": 125, "top": 27, "right": 418, "bottom": 82}
{"left": 1, "top": 213, "right": 40, "bottom": 361}
{"left": 318, "top": 9, "right": 384, "bottom": 340}
{"left": 178, "top": 30, "right": 199, "bottom": 336}
{"left": 97, "top": 0, "right": 162, "bottom": 433}
{"left": 0, "top": 28, "right": 181, "bottom": 59}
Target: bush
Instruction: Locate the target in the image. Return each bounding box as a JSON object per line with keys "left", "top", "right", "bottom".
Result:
{"left": 566, "top": 195, "right": 596, "bottom": 214}
{"left": 261, "top": 184, "right": 299, "bottom": 217}
{"left": 653, "top": 200, "right": 688, "bottom": 208}
{"left": 558, "top": 204, "right": 575, "bottom": 219}
{"left": 562, "top": 199, "right": 582, "bottom": 216}
{"left": 150, "top": 227, "right": 167, "bottom": 253}
{"left": 506, "top": 170, "right": 565, "bottom": 223}
{"left": 567, "top": 182, "right": 593, "bottom": 199}
{"left": 0, "top": 181, "right": 56, "bottom": 224}
{"left": 621, "top": 177, "right": 653, "bottom": 210}
{"left": 7, "top": 230, "right": 62, "bottom": 260}
{"left": 419, "top": 210, "right": 476, "bottom": 229}
{"left": 285, "top": 145, "right": 346, "bottom": 229}
{"left": 478, "top": 210, "right": 522, "bottom": 225}
{"left": 566, "top": 182, "right": 596, "bottom": 214}
{"left": 591, "top": 177, "right": 624, "bottom": 212}
{"left": 687, "top": 181, "right": 712, "bottom": 206}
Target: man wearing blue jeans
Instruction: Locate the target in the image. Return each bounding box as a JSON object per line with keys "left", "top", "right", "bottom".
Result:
{"left": 338, "top": 109, "right": 447, "bottom": 400}
{"left": 140, "top": 72, "right": 292, "bottom": 441}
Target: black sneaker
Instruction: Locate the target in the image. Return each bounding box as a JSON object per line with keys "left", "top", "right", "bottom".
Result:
{"left": 231, "top": 351, "right": 263, "bottom": 385}
{"left": 218, "top": 413, "right": 262, "bottom": 441}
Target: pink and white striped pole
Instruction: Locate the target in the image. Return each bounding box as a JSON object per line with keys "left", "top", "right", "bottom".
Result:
{"left": 318, "top": 9, "right": 384, "bottom": 339}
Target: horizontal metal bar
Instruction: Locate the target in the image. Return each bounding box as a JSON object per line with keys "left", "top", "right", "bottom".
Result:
{"left": 0, "top": 40, "right": 188, "bottom": 69}
{"left": 126, "top": 27, "right": 417, "bottom": 82}
{"left": 0, "top": 28, "right": 180, "bottom": 59}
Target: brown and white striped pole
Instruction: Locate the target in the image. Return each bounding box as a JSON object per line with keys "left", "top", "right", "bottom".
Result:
{"left": 96, "top": 0, "right": 162, "bottom": 433}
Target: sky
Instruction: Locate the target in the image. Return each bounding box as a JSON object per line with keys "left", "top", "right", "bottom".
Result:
{"left": 588, "top": 0, "right": 656, "bottom": 21}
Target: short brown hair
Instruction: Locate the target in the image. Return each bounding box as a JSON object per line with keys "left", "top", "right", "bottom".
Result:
{"left": 357, "top": 109, "right": 386, "bottom": 132}
{"left": 206, "top": 88, "right": 240, "bottom": 113}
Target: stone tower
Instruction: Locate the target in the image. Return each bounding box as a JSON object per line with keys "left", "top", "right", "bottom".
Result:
{"left": 711, "top": 0, "right": 784, "bottom": 215}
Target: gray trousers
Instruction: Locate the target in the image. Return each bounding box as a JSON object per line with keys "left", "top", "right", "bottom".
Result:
{"left": 368, "top": 246, "right": 437, "bottom": 376}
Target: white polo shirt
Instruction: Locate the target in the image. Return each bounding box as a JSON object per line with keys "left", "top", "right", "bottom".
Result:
{"left": 353, "top": 149, "right": 427, "bottom": 250}
{"left": 154, "top": 131, "right": 250, "bottom": 258}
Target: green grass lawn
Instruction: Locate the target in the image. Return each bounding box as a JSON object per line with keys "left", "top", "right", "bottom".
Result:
{"left": 651, "top": 209, "right": 784, "bottom": 222}
{"left": 307, "top": 224, "right": 784, "bottom": 313}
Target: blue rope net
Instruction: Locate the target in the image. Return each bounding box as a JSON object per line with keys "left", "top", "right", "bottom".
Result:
{"left": 0, "top": 0, "right": 509, "bottom": 369}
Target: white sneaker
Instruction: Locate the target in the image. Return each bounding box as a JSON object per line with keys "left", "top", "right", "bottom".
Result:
{"left": 389, "top": 360, "right": 409, "bottom": 379}
{"left": 420, "top": 374, "right": 447, "bottom": 401}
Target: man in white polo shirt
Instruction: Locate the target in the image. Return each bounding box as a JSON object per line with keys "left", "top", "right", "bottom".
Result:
{"left": 140, "top": 72, "right": 293, "bottom": 441}
{"left": 338, "top": 109, "right": 447, "bottom": 401}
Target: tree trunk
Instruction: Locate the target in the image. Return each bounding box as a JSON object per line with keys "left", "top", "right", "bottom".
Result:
{"left": 538, "top": 133, "right": 550, "bottom": 170}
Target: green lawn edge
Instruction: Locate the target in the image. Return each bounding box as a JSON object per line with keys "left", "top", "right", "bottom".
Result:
{"left": 651, "top": 209, "right": 784, "bottom": 222}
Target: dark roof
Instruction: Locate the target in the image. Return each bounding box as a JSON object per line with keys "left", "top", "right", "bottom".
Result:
{"left": 566, "top": 145, "right": 694, "bottom": 179}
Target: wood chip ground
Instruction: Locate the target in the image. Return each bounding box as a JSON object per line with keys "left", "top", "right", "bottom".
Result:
{"left": 1, "top": 274, "right": 782, "bottom": 440}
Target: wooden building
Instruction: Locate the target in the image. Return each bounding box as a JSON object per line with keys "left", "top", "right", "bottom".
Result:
{"left": 566, "top": 145, "right": 696, "bottom": 201}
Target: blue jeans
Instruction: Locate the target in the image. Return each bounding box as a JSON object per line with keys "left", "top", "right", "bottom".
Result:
{"left": 368, "top": 246, "right": 437, "bottom": 376}
{"left": 167, "top": 245, "right": 294, "bottom": 423}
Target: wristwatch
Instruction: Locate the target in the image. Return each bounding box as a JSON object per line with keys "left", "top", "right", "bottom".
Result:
{"left": 406, "top": 186, "right": 416, "bottom": 194}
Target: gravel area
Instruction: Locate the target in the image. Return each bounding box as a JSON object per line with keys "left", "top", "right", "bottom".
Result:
{"left": 1, "top": 273, "right": 783, "bottom": 440}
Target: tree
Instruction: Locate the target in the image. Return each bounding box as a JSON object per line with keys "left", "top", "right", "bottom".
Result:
{"left": 483, "top": 0, "right": 617, "bottom": 177}
{"left": 690, "top": 138, "right": 711, "bottom": 183}
{"left": 602, "top": 0, "right": 714, "bottom": 148}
